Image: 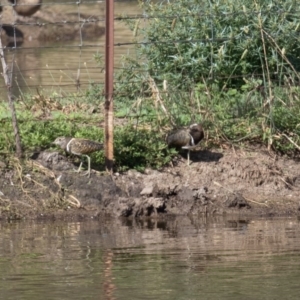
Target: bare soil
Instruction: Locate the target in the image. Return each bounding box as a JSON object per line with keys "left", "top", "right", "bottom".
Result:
{"left": 1, "top": 145, "right": 300, "bottom": 220}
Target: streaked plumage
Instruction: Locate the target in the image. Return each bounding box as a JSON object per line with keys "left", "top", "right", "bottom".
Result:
{"left": 167, "top": 123, "right": 204, "bottom": 165}
{"left": 53, "top": 137, "right": 103, "bottom": 177}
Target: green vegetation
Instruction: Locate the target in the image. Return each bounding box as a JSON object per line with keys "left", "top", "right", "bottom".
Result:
{"left": 2, "top": 0, "right": 300, "bottom": 172}
{"left": 0, "top": 92, "right": 175, "bottom": 171}
{"left": 115, "top": 0, "right": 300, "bottom": 154}
{"left": 118, "top": 0, "right": 300, "bottom": 89}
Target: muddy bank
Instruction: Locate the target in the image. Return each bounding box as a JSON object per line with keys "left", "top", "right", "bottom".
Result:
{"left": 1, "top": 145, "right": 300, "bottom": 220}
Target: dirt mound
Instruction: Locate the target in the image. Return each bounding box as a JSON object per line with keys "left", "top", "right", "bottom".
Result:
{"left": 0, "top": 146, "right": 300, "bottom": 220}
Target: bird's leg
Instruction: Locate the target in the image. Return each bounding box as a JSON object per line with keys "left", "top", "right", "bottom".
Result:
{"left": 182, "top": 146, "right": 192, "bottom": 165}
{"left": 74, "top": 157, "right": 86, "bottom": 174}
{"left": 75, "top": 161, "right": 83, "bottom": 173}
{"left": 82, "top": 155, "right": 91, "bottom": 177}
{"left": 187, "top": 134, "right": 194, "bottom": 166}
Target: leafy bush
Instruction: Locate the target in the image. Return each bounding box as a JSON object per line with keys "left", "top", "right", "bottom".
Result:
{"left": 114, "top": 124, "right": 173, "bottom": 171}
{"left": 0, "top": 98, "right": 175, "bottom": 171}
{"left": 112, "top": 0, "right": 300, "bottom": 154}
{"left": 117, "top": 0, "right": 300, "bottom": 93}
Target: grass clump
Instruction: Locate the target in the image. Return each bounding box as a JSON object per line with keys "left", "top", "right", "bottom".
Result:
{"left": 0, "top": 91, "right": 176, "bottom": 172}
{"left": 3, "top": 0, "right": 300, "bottom": 171}
{"left": 118, "top": 0, "right": 300, "bottom": 91}
{"left": 113, "top": 0, "right": 300, "bottom": 155}
{"left": 114, "top": 124, "right": 174, "bottom": 171}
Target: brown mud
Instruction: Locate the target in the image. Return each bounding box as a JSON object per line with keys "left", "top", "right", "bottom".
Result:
{"left": 1, "top": 145, "right": 300, "bottom": 220}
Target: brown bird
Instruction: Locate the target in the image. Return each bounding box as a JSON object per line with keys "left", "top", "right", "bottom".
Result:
{"left": 8, "top": 0, "right": 42, "bottom": 17}
{"left": 167, "top": 123, "right": 204, "bottom": 165}
{"left": 53, "top": 137, "right": 103, "bottom": 177}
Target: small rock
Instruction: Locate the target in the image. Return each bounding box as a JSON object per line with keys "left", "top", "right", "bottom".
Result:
{"left": 192, "top": 186, "right": 208, "bottom": 199}
{"left": 127, "top": 169, "right": 142, "bottom": 178}
{"left": 140, "top": 186, "right": 154, "bottom": 196}
{"left": 144, "top": 168, "right": 152, "bottom": 175}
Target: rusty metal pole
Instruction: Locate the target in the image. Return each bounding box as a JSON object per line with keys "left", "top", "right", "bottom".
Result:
{"left": 104, "top": 0, "right": 114, "bottom": 173}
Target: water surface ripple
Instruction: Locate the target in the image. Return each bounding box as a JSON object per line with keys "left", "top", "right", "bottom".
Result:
{"left": 1, "top": 217, "right": 300, "bottom": 300}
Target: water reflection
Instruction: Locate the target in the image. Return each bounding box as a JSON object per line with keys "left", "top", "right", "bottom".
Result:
{"left": 0, "top": 217, "right": 300, "bottom": 299}
{"left": 1, "top": 1, "right": 140, "bottom": 98}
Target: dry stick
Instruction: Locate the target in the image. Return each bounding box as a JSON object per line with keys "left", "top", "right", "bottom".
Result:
{"left": 31, "top": 161, "right": 82, "bottom": 207}
{"left": 0, "top": 33, "right": 23, "bottom": 157}
{"left": 148, "top": 76, "right": 176, "bottom": 127}
{"left": 0, "top": 196, "right": 11, "bottom": 204}
{"left": 67, "top": 195, "right": 81, "bottom": 208}
{"left": 258, "top": 16, "right": 273, "bottom": 106}
{"left": 15, "top": 200, "right": 33, "bottom": 208}
{"left": 282, "top": 133, "right": 300, "bottom": 151}
{"left": 270, "top": 167, "right": 294, "bottom": 188}
{"left": 262, "top": 29, "right": 300, "bottom": 82}
{"left": 213, "top": 181, "right": 269, "bottom": 207}
{"left": 14, "top": 158, "right": 26, "bottom": 191}
{"left": 148, "top": 76, "right": 163, "bottom": 124}
{"left": 31, "top": 161, "right": 57, "bottom": 179}
{"left": 258, "top": 16, "right": 275, "bottom": 152}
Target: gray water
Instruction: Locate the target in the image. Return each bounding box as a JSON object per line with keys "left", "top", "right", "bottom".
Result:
{"left": 1, "top": 217, "right": 300, "bottom": 300}
{"left": 1, "top": 1, "right": 140, "bottom": 98}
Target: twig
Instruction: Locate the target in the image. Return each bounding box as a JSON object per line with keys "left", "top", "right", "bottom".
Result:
{"left": 148, "top": 76, "right": 176, "bottom": 126}
{"left": 258, "top": 15, "right": 273, "bottom": 107}
{"left": 15, "top": 200, "right": 32, "bottom": 208}
{"left": 213, "top": 181, "right": 269, "bottom": 207}
{"left": 67, "top": 195, "right": 81, "bottom": 208}
{"left": 262, "top": 29, "right": 300, "bottom": 81}
{"left": 282, "top": 133, "right": 300, "bottom": 151}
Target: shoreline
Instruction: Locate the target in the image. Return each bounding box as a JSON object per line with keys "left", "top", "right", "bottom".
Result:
{"left": 1, "top": 145, "right": 300, "bottom": 220}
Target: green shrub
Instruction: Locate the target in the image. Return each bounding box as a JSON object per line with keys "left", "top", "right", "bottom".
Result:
{"left": 112, "top": 0, "right": 300, "bottom": 154}
{"left": 114, "top": 124, "right": 174, "bottom": 171}
{"left": 117, "top": 0, "right": 300, "bottom": 95}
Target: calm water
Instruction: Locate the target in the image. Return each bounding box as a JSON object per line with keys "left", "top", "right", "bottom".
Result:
{"left": 1, "top": 0, "right": 141, "bottom": 98}
{"left": 1, "top": 217, "right": 300, "bottom": 300}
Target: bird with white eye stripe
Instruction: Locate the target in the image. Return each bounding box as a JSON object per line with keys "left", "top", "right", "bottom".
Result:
{"left": 53, "top": 137, "right": 103, "bottom": 177}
